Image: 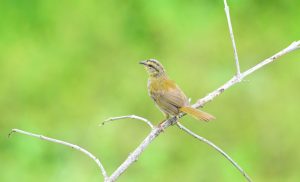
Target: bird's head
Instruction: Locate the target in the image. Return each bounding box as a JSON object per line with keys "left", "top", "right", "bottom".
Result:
{"left": 139, "top": 59, "right": 166, "bottom": 77}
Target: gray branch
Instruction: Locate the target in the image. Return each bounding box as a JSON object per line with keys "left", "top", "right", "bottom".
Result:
{"left": 224, "top": 0, "right": 241, "bottom": 77}
{"left": 193, "top": 41, "right": 300, "bottom": 109}
{"left": 8, "top": 129, "right": 108, "bottom": 180}
{"left": 176, "top": 122, "right": 252, "bottom": 182}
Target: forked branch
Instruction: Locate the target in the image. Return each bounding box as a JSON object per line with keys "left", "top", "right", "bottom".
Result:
{"left": 106, "top": 40, "right": 300, "bottom": 182}
{"left": 8, "top": 0, "right": 300, "bottom": 181}
{"left": 193, "top": 40, "right": 300, "bottom": 108}
{"left": 9, "top": 36, "right": 300, "bottom": 182}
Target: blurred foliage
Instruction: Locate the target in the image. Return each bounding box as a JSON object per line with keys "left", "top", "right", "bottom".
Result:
{"left": 1, "top": 0, "right": 300, "bottom": 181}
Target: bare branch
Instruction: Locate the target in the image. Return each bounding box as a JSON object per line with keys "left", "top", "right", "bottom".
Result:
{"left": 107, "top": 117, "right": 175, "bottom": 182}
{"left": 9, "top": 0, "right": 300, "bottom": 179}
{"left": 107, "top": 40, "right": 300, "bottom": 181}
{"left": 9, "top": 129, "right": 108, "bottom": 180}
{"left": 10, "top": 40, "right": 300, "bottom": 182}
{"left": 176, "top": 122, "right": 252, "bottom": 182}
{"left": 103, "top": 115, "right": 154, "bottom": 129}
{"left": 224, "top": 0, "right": 241, "bottom": 77}
{"left": 108, "top": 126, "right": 163, "bottom": 182}
{"left": 242, "top": 41, "right": 300, "bottom": 77}
{"left": 193, "top": 40, "right": 300, "bottom": 108}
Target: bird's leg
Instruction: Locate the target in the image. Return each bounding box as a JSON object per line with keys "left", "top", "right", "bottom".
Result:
{"left": 157, "top": 114, "right": 170, "bottom": 132}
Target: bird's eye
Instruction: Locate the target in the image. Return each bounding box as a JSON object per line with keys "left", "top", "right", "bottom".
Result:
{"left": 148, "top": 65, "right": 158, "bottom": 71}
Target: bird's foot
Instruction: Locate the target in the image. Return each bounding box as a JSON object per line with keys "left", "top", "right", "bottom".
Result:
{"left": 170, "top": 116, "right": 178, "bottom": 125}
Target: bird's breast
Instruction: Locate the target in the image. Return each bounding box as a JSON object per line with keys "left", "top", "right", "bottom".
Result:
{"left": 148, "top": 77, "right": 176, "bottom": 91}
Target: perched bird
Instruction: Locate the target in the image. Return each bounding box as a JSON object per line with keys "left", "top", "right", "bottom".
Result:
{"left": 140, "top": 59, "right": 215, "bottom": 123}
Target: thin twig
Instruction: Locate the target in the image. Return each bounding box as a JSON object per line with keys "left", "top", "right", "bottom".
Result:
{"left": 242, "top": 41, "right": 300, "bottom": 78}
{"left": 176, "top": 122, "right": 252, "bottom": 182}
{"left": 103, "top": 115, "right": 155, "bottom": 129}
{"left": 224, "top": 0, "right": 241, "bottom": 78}
{"left": 8, "top": 129, "right": 108, "bottom": 180}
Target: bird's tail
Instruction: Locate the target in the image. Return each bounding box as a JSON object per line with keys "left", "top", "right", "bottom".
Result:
{"left": 180, "top": 106, "right": 215, "bottom": 122}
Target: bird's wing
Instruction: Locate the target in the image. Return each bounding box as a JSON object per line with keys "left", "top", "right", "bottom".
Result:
{"left": 150, "top": 79, "right": 188, "bottom": 115}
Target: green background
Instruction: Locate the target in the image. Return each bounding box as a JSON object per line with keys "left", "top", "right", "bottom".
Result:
{"left": 1, "top": 0, "right": 300, "bottom": 181}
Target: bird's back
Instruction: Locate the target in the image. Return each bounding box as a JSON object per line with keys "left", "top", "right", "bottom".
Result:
{"left": 148, "top": 76, "right": 188, "bottom": 116}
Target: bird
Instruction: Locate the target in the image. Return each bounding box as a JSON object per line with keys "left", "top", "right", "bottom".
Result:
{"left": 140, "top": 59, "right": 215, "bottom": 123}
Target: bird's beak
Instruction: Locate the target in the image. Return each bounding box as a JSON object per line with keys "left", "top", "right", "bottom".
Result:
{"left": 139, "top": 61, "right": 147, "bottom": 65}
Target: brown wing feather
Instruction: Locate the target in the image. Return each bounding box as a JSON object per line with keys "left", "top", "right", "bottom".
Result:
{"left": 151, "top": 91, "right": 179, "bottom": 115}
{"left": 149, "top": 78, "right": 188, "bottom": 116}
